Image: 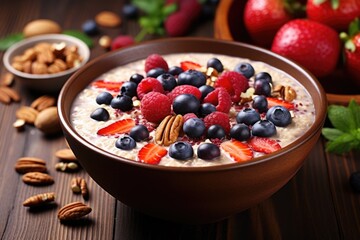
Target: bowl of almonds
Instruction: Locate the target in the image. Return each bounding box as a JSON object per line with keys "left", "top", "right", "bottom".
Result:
{"left": 3, "top": 34, "right": 90, "bottom": 93}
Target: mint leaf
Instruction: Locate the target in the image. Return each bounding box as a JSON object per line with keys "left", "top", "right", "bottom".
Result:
{"left": 325, "top": 133, "right": 356, "bottom": 154}
{"left": 349, "top": 100, "right": 360, "bottom": 129}
{"left": 162, "top": 3, "right": 177, "bottom": 16}
{"left": 328, "top": 104, "right": 356, "bottom": 132}
{"left": 348, "top": 18, "right": 360, "bottom": 37}
{"left": 0, "top": 33, "right": 24, "bottom": 51}
{"left": 63, "top": 30, "right": 93, "bottom": 48}
{"left": 132, "top": 0, "right": 163, "bottom": 15}
{"left": 322, "top": 128, "right": 344, "bottom": 141}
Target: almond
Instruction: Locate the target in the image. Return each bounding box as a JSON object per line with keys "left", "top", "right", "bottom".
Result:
{"left": 95, "top": 11, "right": 121, "bottom": 27}
{"left": 23, "top": 19, "right": 62, "bottom": 38}
{"left": 55, "top": 148, "right": 77, "bottom": 161}
{"left": 34, "top": 106, "right": 61, "bottom": 134}
{"left": 16, "top": 106, "right": 39, "bottom": 124}
{"left": 58, "top": 202, "right": 92, "bottom": 221}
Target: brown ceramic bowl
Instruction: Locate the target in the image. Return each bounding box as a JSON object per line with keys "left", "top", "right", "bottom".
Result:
{"left": 58, "top": 38, "right": 327, "bottom": 224}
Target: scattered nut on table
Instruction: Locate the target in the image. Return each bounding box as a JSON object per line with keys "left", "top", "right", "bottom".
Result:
{"left": 58, "top": 201, "right": 92, "bottom": 221}
{"left": 23, "top": 192, "right": 56, "bottom": 207}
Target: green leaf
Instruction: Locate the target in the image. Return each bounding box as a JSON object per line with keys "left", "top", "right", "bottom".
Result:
{"left": 0, "top": 33, "right": 24, "bottom": 51}
{"left": 348, "top": 18, "right": 360, "bottom": 37}
{"left": 62, "top": 30, "right": 93, "bottom": 48}
{"left": 328, "top": 104, "right": 356, "bottom": 132}
{"left": 348, "top": 100, "right": 360, "bottom": 129}
{"left": 325, "top": 133, "right": 356, "bottom": 154}
{"left": 162, "top": 3, "right": 177, "bottom": 17}
{"left": 330, "top": 0, "right": 339, "bottom": 9}
{"left": 322, "top": 128, "right": 344, "bottom": 141}
{"left": 132, "top": 0, "right": 163, "bottom": 15}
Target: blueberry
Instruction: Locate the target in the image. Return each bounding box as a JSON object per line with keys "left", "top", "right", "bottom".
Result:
{"left": 197, "top": 143, "right": 220, "bottom": 160}
{"left": 82, "top": 19, "right": 99, "bottom": 36}
{"left": 207, "top": 58, "right": 223, "bottom": 72}
{"left": 252, "top": 120, "right": 276, "bottom": 137}
{"left": 254, "top": 79, "right": 271, "bottom": 96}
{"left": 120, "top": 81, "right": 137, "bottom": 97}
{"left": 255, "top": 72, "right": 272, "bottom": 84}
{"left": 266, "top": 106, "right": 292, "bottom": 127}
{"left": 207, "top": 124, "right": 226, "bottom": 139}
{"left": 173, "top": 94, "right": 200, "bottom": 115}
{"left": 168, "top": 66, "right": 183, "bottom": 76}
{"left": 236, "top": 108, "right": 260, "bottom": 125}
{"left": 90, "top": 108, "right": 110, "bottom": 121}
{"left": 129, "top": 124, "right": 149, "bottom": 142}
{"left": 146, "top": 68, "right": 166, "bottom": 78}
{"left": 110, "top": 95, "right": 133, "bottom": 111}
{"left": 183, "top": 118, "right": 206, "bottom": 138}
{"left": 349, "top": 171, "right": 360, "bottom": 193}
{"left": 122, "top": 4, "right": 138, "bottom": 18}
{"left": 177, "top": 70, "right": 206, "bottom": 87}
{"left": 234, "top": 62, "right": 254, "bottom": 78}
{"left": 230, "top": 124, "right": 251, "bottom": 141}
{"left": 96, "top": 92, "right": 113, "bottom": 105}
{"left": 115, "top": 135, "right": 136, "bottom": 150}
{"left": 129, "top": 73, "right": 144, "bottom": 85}
{"left": 157, "top": 73, "right": 177, "bottom": 91}
{"left": 199, "top": 103, "right": 216, "bottom": 117}
{"left": 169, "top": 141, "right": 194, "bottom": 160}
{"left": 199, "top": 85, "right": 215, "bottom": 99}
{"left": 252, "top": 95, "right": 268, "bottom": 113}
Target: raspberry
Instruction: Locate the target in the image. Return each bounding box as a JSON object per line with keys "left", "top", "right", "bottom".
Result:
{"left": 111, "top": 35, "right": 135, "bottom": 50}
{"left": 203, "top": 87, "right": 232, "bottom": 113}
{"left": 179, "top": 0, "right": 202, "bottom": 20}
{"left": 203, "top": 111, "right": 231, "bottom": 134}
{"left": 141, "top": 92, "right": 171, "bottom": 123}
{"left": 144, "top": 54, "right": 169, "bottom": 73}
{"left": 167, "top": 85, "right": 202, "bottom": 102}
{"left": 215, "top": 71, "right": 249, "bottom": 103}
{"left": 183, "top": 113, "right": 198, "bottom": 123}
{"left": 165, "top": 12, "right": 192, "bottom": 37}
{"left": 136, "top": 77, "right": 164, "bottom": 100}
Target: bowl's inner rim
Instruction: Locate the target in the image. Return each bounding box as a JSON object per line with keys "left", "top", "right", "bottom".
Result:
{"left": 59, "top": 37, "right": 327, "bottom": 172}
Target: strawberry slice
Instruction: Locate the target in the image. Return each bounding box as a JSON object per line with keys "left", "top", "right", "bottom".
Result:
{"left": 220, "top": 140, "right": 253, "bottom": 162}
{"left": 97, "top": 119, "right": 135, "bottom": 136}
{"left": 267, "top": 97, "right": 295, "bottom": 110}
{"left": 92, "top": 80, "right": 123, "bottom": 91}
{"left": 180, "top": 61, "right": 202, "bottom": 71}
{"left": 248, "top": 137, "right": 281, "bottom": 154}
{"left": 138, "top": 143, "right": 168, "bottom": 165}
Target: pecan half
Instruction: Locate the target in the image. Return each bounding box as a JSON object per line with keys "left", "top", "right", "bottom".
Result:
{"left": 58, "top": 202, "right": 92, "bottom": 221}
{"left": 155, "top": 115, "right": 183, "bottom": 146}
{"left": 272, "top": 85, "right": 297, "bottom": 102}
{"left": 16, "top": 106, "right": 39, "bottom": 124}
{"left": 30, "top": 95, "right": 56, "bottom": 111}
{"left": 23, "top": 192, "right": 55, "bottom": 207}
{"left": 22, "top": 172, "right": 54, "bottom": 185}
{"left": 0, "top": 72, "right": 14, "bottom": 86}
{"left": 71, "top": 177, "right": 89, "bottom": 200}
{"left": 15, "top": 157, "right": 47, "bottom": 174}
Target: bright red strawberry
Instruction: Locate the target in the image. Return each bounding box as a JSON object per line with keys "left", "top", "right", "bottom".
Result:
{"left": 141, "top": 92, "right": 171, "bottom": 123}
{"left": 220, "top": 140, "right": 253, "bottom": 162}
{"left": 248, "top": 137, "right": 281, "bottom": 154}
{"left": 144, "top": 54, "right": 169, "bottom": 73}
{"left": 167, "top": 85, "right": 202, "bottom": 102}
{"left": 203, "top": 111, "right": 231, "bottom": 134}
{"left": 203, "top": 87, "right": 232, "bottom": 113}
{"left": 136, "top": 77, "right": 164, "bottom": 100}
{"left": 180, "top": 61, "right": 202, "bottom": 71}
{"left": 306, "top": 0, "right": 360, "bottom": 31}
{"left": 271, "top": 19, "right": 340, "bottom": 78}
{"left": 92, "top": 80, "right": 123, "bottom": 91}
{"left": 111, "top": 35, "right": 135, "bottom": 50}
{"left": 138, "top": 143, "right": 168, "bottom": 165}
{"left": 267, "top": 97, "right": 295, "bottom": 110}
{"left": 215, "top": 71, "right": 249, "bottom": 103}
{"left": 97, "top": 119, "right": 135, "bottom": 136}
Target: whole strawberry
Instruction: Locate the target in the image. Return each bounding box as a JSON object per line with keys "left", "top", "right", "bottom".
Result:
{"left": 271, "top": 19, "right": 340, "bottom": 78}
{"left": 306, "top": 0, "right": 360, "bottom": 31}
{"left": 243, "top": 0, "right": 304, "bottom": 47}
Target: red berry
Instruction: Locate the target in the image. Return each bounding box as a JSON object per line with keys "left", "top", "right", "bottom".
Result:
{"left": 97, "top": 119, "right": 135, "bottom": 136}
{"left": 165, "top": 12, "right": 192, "bottom": 37}
{"left": 144, "top": 54, "right": 169, "bottom": 73}
{"left": 111, "top": 35, "right": 135, "bottom": 50}
{"left": 167, "top": 85, "right": 202, "bottom": 103}
{"left": 215, "top": 71, "right": 249, "bottom": 103}
{"left": 266, "top": 97, "right": 295, "bottom": 110}
{"left": 203, "top": 87, "right": 232, "bottom": 113}
{"left": 138, "top": 143, "right": 168, "bottom": 165}
{"left": 179, "top": 0, "right": 202, "bottom": 20}
{"left": 203, "top": 111, "right": 231, "bottom": 134}
{"left": 136, "top": 77, "right": 164, "bottom": 100}
{"left": 220, "top": 140, "right": 253, "bottom": 162}
{"left": 248, "top": 137, "right": 281, "bottom": 154}
{"left": 180, "top": 61, "right": 202, "bottom": 71}
{"left": 183, "top": 113, "right": 198, "bottom": 123}
{"left": 141, "top": 92, "right": 171, "bottom": 123}
{"left": 92, "top": 80, "right": 123, "bottom": 91}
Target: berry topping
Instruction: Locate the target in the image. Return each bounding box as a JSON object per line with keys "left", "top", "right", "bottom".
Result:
{"left": 177, "top": 70, "right": 206, "bottom": 87}
{"left": 267, "top": 97, "right": 295, "bottom": 110}
{"left": 203, "top": 111, "right": 231, "bottom": 133}
{"left": 120, "top": 81, "right": 138, "bottom": 98}
{"left": 183, "top": 113, "right": 198, "bottom": 123}
{"left": 138, "top": 143, "right": 167, "bottom": 165}
{"left": 90, "top": 108, "right": 110, "bottom": 121}
{"left": 255, "top": 72, "right": 272, "bottom": 84}
{"left": 82, "top": 20, "right": 99, "bottom": 36}
{"left": 252, "top": 95, "right": 268, "bottom": 113}
{"left": 207, "top": 124, "right": 226, "bottom": 139}
{"left": 230, "top": 124, "right": 251, "bottom": 141}
{"left": 199, "top": 103, "right": 216, "bottom": 117}
{"left": 234, "top": 62, "right": 255, "bottom": 78}
{"left": 266, "top": 106, "right": 292, "bottom": 127}
{"left": 141, "top": 92, "right": 171, "bottom": 123}
{"left": 203, "top": 87, "right": 232, "bottom": 113}
{"left": 129, "top": 124, "right": 149, "bottom": 142}
{"left": 92, "top": 80, "right": 123, "bottom": 91}
{"left": 167, "top": 85, "right": 202, "bottom": 103}
{"left": 110, "top": 95, "right": 133, "bottom": 112}
{"left": 248, "top": 137, "right": 281, "bottom": 154}
{"left": 129, "top": 73, "right": 144, "bottom": 85}
{"left": 122, "top": 4, "right": 138, "bottom": 19}
{"left": 220, "top": 140, "right": 253, "bottom": 162}
{"left": 96, "top": 92, "right": 113, "bottom": 105}
{"left": 183, "top": 118, "right": 206, "bottom": 138}
{"left": 251, "top": 120, "right": 277, "bottom": 137}
{"left": 144, "top": 54, "right": 169, "bottom": 73}
{"left": 115, "top": 135, "right": 136, "bottom": 150}
{"left": 146, "top": 67, "right": 166, "bottom": 78}
{"left": 157, "top": 73, "right": 177, "bottom": 91}
{"left": 173, "top": 94, "right": 200, "bottom": 115}
{"left": 254, "top": 79, "right": 271, "bottom": 96}
{"left": 111, "top": 35, "right": 135, "bottom": 50}
{"left": 136, "top": 77, "right": 164, "bottom": 100}
{"left": 215, "top": 71, "right": 249, "bottom": 103}
{"left": 180, "top": 61, "right": 202, "bottom": 71}
{"left": 197, "top": 143, "right": 221, "bottom": 160}
{"left": 168, "top": 66, "right": 183, "bottom": 76}
{"left": 97, "top": 118, "right": 135, "bottom": 136}
{"left": 207, "top": 58, "right": 224, "bottom": 72}
{"left": 236, "top": 108, "right": 260, "bottom": 126}
{"left": 199, "top": 85, "right": 215, "bottom": 99}
{"left": 169, "top": 141, "right": 194, "bottom": 160}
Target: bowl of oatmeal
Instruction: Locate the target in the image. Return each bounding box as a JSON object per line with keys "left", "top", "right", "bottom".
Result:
{"left": 58, "top": 38, "right": 327, "bottom": 223}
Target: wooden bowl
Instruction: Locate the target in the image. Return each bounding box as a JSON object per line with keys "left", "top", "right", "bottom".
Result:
{"left": 214, "top": 0, "right": 360, "bottom": 105}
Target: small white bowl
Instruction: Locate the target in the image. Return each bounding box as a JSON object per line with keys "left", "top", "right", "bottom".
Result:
{"left": 3, "top": 34, "right": 90, "bottom": 93}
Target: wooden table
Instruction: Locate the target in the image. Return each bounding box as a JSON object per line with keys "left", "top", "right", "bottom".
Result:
{"left": 1, "top": 0, "right": 359, "bottom": 239}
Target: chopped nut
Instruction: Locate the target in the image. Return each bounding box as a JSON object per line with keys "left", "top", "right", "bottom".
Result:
{"left": 284, "top": 86, "right": 297, "bottom": 102}
{"left": 22, "top": 172, "right": 54, "bottom": 185}
{"left": 23, "top": 192, "right": 55, "bottom": 207}
{"left": 99, "top": 35, "right": 112, "bottom": 49}
{"left": 13, "top": 119, "right": 26, "bottom": 132}
{"left": 55, "top": 162, "right": 79, "bottom": 172}
{"left": 58, "top": 201, "right": 92, "bottom": 221}
{"left": 71, "top": 177, "right": 82, "bottom": 193}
